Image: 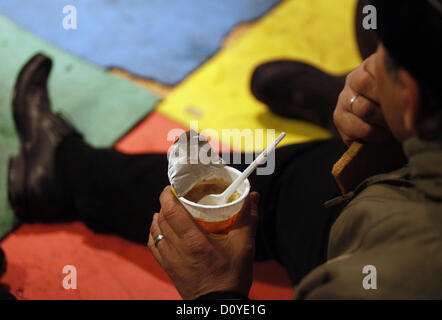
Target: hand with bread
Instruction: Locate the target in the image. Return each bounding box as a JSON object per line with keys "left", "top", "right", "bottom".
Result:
{"left": 333, "top": 53, "right": 393, "bottom": 146}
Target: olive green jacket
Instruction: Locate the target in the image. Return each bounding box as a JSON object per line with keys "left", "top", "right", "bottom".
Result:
{"left": 295, "top": 137, "right": 442, "bottom": 299}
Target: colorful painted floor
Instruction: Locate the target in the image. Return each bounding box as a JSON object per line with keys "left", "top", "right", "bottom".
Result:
{"left": 0, "top": 0, "right": 361, "bottom": 299}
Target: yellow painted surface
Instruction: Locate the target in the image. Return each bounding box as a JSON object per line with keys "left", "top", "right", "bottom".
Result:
{"left": 157, "top": 0, "right": 362, "bottom": 152}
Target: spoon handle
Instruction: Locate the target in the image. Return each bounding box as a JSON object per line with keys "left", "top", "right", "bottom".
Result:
{"left": 222, "top": 132, "right": 286, "bottom": 201}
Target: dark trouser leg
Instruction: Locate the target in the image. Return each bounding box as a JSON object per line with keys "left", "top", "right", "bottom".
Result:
{"left": 355, "top": 0, "right": 379, "bottom": 59}
{"left": 0, "top": 285, "right": 16, "bottom": 300}
{"left": 56, "top": 136, "right": 346, "bottom": 284}
{"left": 56, "top": 136, "right": 171, "bottom": 244}
{"left": 250, "top": 0, "right": 379, "bottom": 133}
{"left": 265, "top": 140, "right": 346, "bottom": 284}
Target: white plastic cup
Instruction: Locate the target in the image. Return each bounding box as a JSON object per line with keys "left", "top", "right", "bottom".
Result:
{"left": 178, "top": 166, "right": 250, "bottom": 234}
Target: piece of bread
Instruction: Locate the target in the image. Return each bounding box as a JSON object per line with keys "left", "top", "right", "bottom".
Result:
{"left": 332, "top": 141, "right": 407, "bottom": 194}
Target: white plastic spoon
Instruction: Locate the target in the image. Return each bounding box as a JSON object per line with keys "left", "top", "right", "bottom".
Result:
{"left": 198, "top": 132, "right": 286, "bottom": 206}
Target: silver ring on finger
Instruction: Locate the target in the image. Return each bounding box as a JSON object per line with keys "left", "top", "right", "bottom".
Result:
{"left": 154, "top": 234, "right": 165, "bottom": 247}
{"left": 349, "top": 94, "right": 359, "bottom": 113}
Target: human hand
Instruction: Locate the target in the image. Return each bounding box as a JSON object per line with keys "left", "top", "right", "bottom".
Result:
{"left": 148, "top": 187, "right": 260, "bottom": 300}
{"left": 333, "top": 54, "right": 393, "bottom": 146}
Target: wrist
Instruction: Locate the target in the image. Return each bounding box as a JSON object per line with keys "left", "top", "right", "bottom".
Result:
{"left": 196, "top": 291, "right": 250, "bottom": 300}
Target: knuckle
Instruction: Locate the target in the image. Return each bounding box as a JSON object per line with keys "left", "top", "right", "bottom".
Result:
{"left": 157, "top": 212, "right": 167, "bottom": 226}
{"left": 147, "top": 239, "right": 153, "bottom": 251}
{"left": 159, "top": 187, "right": 168, "bottom": 203}
{"left": 159, "top": 187, "right": 173, "bottom": 206}
{"left": 333, "top": 106, "right": 343, "bottom": 129}
{"left": 150, "top": 215, "right": 160, "bottom": 235}
{"left": 354, "top": 71, "right": 372, "bottom": 95}
{"left": 149, "top": 223, "right": 158, "bottom": 237}
{"left": 360, "top": 72, "right": 371, "bottom": 91}
{"left": 337, "top": 90, "right": 345, "bottom": 103}
{"left": 162, "top": 203, "right": 182, "bottom": 221}
{"left": 149, "top": 218, "right": 155, "bottom": 231}
{"left": 333, "top": 103, "right": 340, "bottom": 118}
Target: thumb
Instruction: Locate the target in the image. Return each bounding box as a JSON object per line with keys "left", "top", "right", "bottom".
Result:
{"left": 231, "top": 192, "right": 260, "bottom": 239}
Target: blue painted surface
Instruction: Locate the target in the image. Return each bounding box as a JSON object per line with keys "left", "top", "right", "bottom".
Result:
{"left": 0, "top": 0, "right": 281, "bottom": 85}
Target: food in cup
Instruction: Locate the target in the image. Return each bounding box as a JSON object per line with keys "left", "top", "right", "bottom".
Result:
{"left": 168, "top": 130, "right": 284, "bottom": 234}
{"left": 177, "top": 166, "right": 250, "bottom": 234}
{"left": 183, "top": 178, "right": 241, "bottom": 204}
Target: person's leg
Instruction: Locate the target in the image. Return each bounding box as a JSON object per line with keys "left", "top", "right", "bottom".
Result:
{"left": 250, "top": 0, "right": 378, "bottom": 131}
{"left": 267, "top": 140, "right": 346, "bottom": 284}
{"left": 250, "top": 61, "right": 346, "bottom": 132}
{"left": 54, "top": 134, "right": 304, "bottom": 244}
{"left": 55, "top": 135, "right": 170, "bottom": 244}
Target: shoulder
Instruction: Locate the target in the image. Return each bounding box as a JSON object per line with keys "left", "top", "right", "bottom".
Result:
{"left": 329, "top": 182, "right": 442, "bottom": 258}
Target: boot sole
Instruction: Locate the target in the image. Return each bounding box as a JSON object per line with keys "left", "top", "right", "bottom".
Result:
{"left": 7, "top": 156, "right": 27, "bottom": 216}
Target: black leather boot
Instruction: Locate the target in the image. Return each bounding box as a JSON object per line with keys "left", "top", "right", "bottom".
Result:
{"left": 0, "top": 247, "right": 15, "bottom": 300}
{"left": 250, "top": 60, "right": 347, "bottom": 132}
{"left": 0, "top": 247, "right": 5, "bottom": 277}
{"left": 8, "top": 54, "right": 81, "bottom": 222}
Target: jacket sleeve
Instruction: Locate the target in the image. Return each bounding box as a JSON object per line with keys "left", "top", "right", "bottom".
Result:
{"left": 294, "top": 240, "right": 442, "bottom": 300}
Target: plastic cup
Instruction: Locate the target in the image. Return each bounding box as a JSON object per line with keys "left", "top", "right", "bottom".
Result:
{"left": 177, "top": 166, "right": 250, "bottom": 234}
